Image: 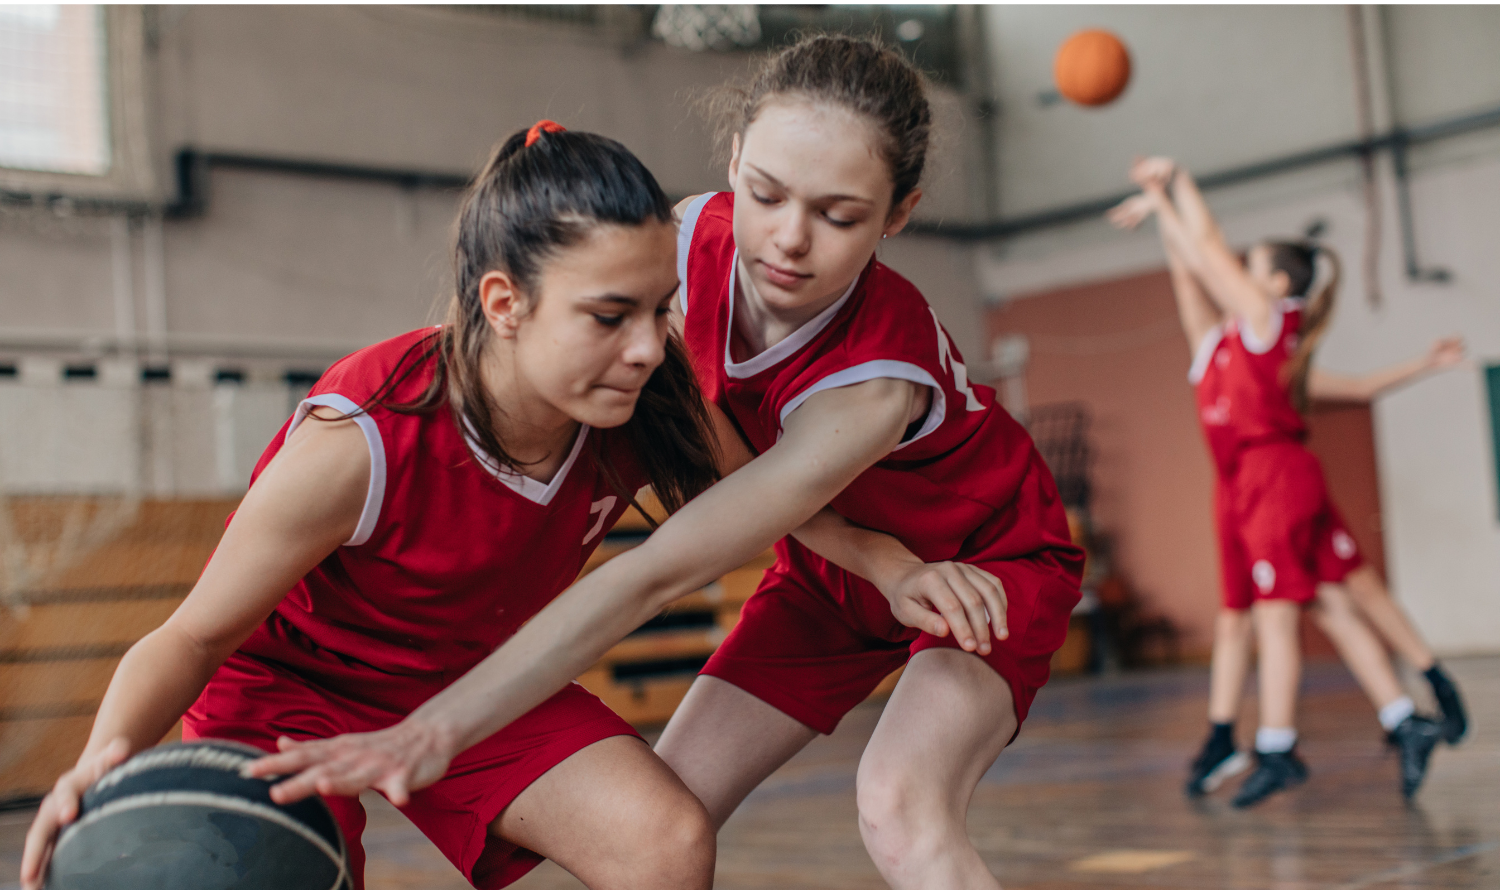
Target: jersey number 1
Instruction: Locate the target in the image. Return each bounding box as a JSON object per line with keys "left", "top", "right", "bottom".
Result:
{"left": 931, "top": 308, "right": 984, "bottom": 412}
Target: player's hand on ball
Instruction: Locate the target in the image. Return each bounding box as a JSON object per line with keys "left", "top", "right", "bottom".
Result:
{"left": 880, "top": 562, "right": 1008, "bottom": 655}
{"left": 1107, "top": 194, "right": 1155, "bottom": 230}
{"left": 247, "top": 721, "right": 455, "bottom": 808}
{"left": 21, "top": 736, "right": 130, "bottom": 890}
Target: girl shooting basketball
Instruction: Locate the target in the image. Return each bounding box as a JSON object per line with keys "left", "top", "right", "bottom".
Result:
{"left": 23, "top": 125, "right": 963, "bottom": 890}
{"left": 1109, "top": 157, "right": 1467, "bottom": 806}
{"left": 253, "top": 36, "right": 1083, "bottom": 890}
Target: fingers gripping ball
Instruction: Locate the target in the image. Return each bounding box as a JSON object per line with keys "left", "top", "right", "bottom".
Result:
{"left": 1053, "top": 29, "right": 1132, "bottom": 107}
{"left": 47, "top": 740, "right": 350, "bottom": 890}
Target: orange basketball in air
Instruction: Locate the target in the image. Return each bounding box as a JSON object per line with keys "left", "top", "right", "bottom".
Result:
{"left": 1053, "top": 29, "right": 1132, "bottom": 107}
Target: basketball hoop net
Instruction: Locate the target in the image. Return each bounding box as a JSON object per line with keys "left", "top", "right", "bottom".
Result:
{"left": 651, "top": 5, "right": 761, "bottom": 52}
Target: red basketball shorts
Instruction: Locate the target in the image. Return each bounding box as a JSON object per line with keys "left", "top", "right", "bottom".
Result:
{"left": 183, "top": 615, "right": 637, "bottom": 890}
{"left": 701, "top": 537, "right": 1081, "bottom": 737}
{"left": 1215, "top": 442, "right": 1363, "bottom": 611}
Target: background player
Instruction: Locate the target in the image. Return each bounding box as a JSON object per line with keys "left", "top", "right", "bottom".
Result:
{"left": 1110, "top": 157, "right": 1468, "bottom": 806}
{"left": 250, "top": 35, "right": 1083, "bottom": 890}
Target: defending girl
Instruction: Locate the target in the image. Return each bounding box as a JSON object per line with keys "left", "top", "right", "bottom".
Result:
{"left": 253, "top": 36, "right": 1083, "bottom": 890}
{"left": 1109, "top": 158, "right": 1468, "bottom": 807}
{"left": 24, "top": 126, "right": 839, "bottom": 890}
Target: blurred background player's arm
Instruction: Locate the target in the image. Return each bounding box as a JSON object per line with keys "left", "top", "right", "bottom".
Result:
{"left": 1308, "top": 337, "right": 1467, "bottom": 402}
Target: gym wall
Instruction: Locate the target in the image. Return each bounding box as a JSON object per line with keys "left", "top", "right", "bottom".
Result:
{"left": 975, "top": 6, "right": 1500, "bottom": 657}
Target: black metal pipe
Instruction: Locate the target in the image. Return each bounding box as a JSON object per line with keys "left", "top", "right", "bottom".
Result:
{"left": 165, "top": 148, "right": 471, "bottom": 218}
{"left": 908, "top": 101, "right": 1500, "bottom": 248}
{"left": 7, "top": 101, "right": 1500, "bottom": 281}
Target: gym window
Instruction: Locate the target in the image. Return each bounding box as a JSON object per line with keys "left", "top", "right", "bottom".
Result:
{"left": 0, "top": 5, "right": 110, "bottom": 175}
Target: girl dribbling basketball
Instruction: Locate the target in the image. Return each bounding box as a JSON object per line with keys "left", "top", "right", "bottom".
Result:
{"left": 255, "top": 36, "right": 1084, "bottom": 890}
{"left": 25, "top": 125, "right": 752, "bottom": 890}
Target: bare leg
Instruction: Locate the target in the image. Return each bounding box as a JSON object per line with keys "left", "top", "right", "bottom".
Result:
{"left": 1208, "top": 608, "right": 1254, "bottom": 723}
{"left": 655, "top": 675, "right": 819, "bottom": 829}
{"left": 1252, "top": 601, "right": 1301, "bottom": 731}
{"left": 1342, "top": 566, "right": 1435, "bottom": 670}
{"left": 492, "top": 736, "right": 714, "bottom": 890}
{"left": 1312, "top": 583, "right": 1404, "bottom": 710}
{"left": 857, "top": 648, "right": 1015, "bottom": 890}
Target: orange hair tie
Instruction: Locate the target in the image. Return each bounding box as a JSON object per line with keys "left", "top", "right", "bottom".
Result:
{"left": 525, "top": 120, "right": 566, "bottom": 147}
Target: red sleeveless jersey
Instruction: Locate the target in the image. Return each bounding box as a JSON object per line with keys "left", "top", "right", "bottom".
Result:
{"left": 678, "top": 192, "right": 1078, "bottom": 567}
{"left": 1191, "top": 300, "right": 1309, "bottom": 476}
{"left": 241, "top": 328, "right": 646, "bottom": 680}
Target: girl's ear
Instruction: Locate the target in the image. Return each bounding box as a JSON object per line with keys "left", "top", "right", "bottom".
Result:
{"left": 727, "top": 133, "right": 743, "bottom": 191}
{"left": 883, "top": 188, "right": 924, "bottom": 239}
{"left": 479, "top": 270, "right": 527, "bottom": 339}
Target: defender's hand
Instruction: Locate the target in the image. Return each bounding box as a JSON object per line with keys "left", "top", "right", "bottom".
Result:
{"left": 878, "top": 561, "right": 1008, "bottom": 655}
{"left": 247, "top": 720, "right": 456, "bottom": 808}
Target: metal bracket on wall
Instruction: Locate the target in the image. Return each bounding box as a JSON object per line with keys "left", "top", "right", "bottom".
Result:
{"left": 166, "top": 148, "right": 471, "bottom": 219}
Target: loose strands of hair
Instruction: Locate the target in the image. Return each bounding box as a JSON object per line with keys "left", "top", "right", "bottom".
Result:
{"left": 1269, "top": 241, "right": 1341, "bottom": 415}
{"left": 323, "top": 126, "right": 721, "bottom": 517}
{"left": 700, "top": 33, "right": 932, "bottom": 208}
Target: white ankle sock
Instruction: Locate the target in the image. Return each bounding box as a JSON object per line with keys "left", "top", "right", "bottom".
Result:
{"left": 1255, "top": 726, "right": 1297, "bottom": 753}
{"left": 1378, "top": 696, "right": 1416, "bottom": 731}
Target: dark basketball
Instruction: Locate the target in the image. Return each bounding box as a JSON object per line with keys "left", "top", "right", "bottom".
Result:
{"left": 47, "top": 740, "right": 349, "bottom": 890}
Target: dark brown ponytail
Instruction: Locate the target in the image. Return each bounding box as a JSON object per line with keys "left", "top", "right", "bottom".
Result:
{"left": 1269, "top": 241, "right": 1340, "bottom": 414}
{"left": 356, "top": 127, "right": 720, "bottom": 514}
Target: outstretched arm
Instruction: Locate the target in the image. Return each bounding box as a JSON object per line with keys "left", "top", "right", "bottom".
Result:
{"left": 1143, "top": 184, "right": 1276, "bottom": 341}
{"left": 704, "top": 399, "right": 1005, "bottom": 645}
{"left": 1108, "top": 159, "right": 1221, "bottom": 350}
{"left": 247, "top": 377, "right": 1005, "bottom": 804}
{"left": 1309, "top": 337, "right": 1467, "bottom": 402}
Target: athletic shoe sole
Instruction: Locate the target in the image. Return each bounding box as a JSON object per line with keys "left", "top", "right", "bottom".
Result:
{"left": 1196, "top": 750, "right": 1251, "bottom": 794}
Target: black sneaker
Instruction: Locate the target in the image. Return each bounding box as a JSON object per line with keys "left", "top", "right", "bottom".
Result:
{"left": 1391, "top": 715, "right": 1443, "bottom": 799}
{"left": 1231, "top": 749, "right": 1308, "bottom": 808}
{"left": 1427, "top": 669, "right": 1468, "bottom": 745}
{"left": 1185, "top": 733, "right": 1250, "bottom": 797}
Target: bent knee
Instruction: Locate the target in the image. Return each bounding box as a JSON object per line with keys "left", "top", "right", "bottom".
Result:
{"left": 856, "top": 772, "right": 950, "bottom": 871}
{"left": 624, "top": 798, "right": 716, "bottom": 887}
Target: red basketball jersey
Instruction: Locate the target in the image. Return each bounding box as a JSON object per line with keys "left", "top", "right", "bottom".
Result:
{"left": 678, "top": 192, "right": 1079, "bottom": 569}
{"left": 241, "top": 328, "right": 645, "bottom": 679}
{"left": 1191, "top": 300, "right": 1309, "bottom": 476}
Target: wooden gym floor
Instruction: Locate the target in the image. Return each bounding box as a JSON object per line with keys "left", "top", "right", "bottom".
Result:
{"left": 1, "top": 657, "right": 1494, "bottom": 889}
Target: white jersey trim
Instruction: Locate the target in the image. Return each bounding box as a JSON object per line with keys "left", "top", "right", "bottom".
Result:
{"left": 723, "top": 253, "right": 860, "bottom": 379}
{"left": 1187, "top": 325, "right": 1224, "bottom": 385}
{"left": 288, "top": 393, "right": 386, "bottom": 547}
{"left": 676, "top": 193, "right": 714, "bottom": 316}
{"left": 463, "top": 419, "right": 590, "bottom": 507}
{"left": 1237, "top": 304, "right": 1285, "bottom": 355}
{"left": 776, "top": 360, "right": 945, "bottom": 451}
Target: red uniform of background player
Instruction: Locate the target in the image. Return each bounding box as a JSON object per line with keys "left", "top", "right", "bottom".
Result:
{"left": 1192, "top": 299, "right": 1362, "bottom": 611}
{"left": 679, "top": 191, "right": 1081, "bottom": 734}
